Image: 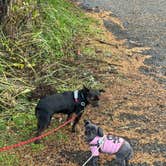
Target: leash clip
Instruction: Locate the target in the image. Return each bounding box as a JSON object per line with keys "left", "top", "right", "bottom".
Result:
{"left": 81, "top": 102, "right": 85, "bottom": 107}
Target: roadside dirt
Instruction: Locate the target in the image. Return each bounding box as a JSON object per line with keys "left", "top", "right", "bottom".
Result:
{"left": 13, "top": 7, "right": 166, "bottom": 166}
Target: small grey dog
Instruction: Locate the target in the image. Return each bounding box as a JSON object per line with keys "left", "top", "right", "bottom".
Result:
{"left": 84, "top": 120, "right": 133, "bottom": 166}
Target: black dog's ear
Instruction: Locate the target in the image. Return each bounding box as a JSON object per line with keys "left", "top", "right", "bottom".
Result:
{"left": 83, "top": 85, "right": 89, "bottom": 92}
{"left": 84, "top": 120, "right": 90, "bottom": 126}
{"left": 98, "top": 127, "right": 104, "bottom": 137}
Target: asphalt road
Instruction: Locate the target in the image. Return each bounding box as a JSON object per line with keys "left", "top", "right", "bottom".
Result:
{"left": 77, "top": 0, "right": 166, "bottom": 86}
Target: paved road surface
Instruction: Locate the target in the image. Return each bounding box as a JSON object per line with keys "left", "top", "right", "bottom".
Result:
{"left": 77, "top": 0, "right": 166, "bottom": 86}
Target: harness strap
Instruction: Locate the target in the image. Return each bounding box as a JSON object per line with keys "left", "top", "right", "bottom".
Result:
{"left": 89, "top": 136, "right": 105, "bottom": 152}
{"left": 90, "top": 144, "right": 98, "bottom": 146}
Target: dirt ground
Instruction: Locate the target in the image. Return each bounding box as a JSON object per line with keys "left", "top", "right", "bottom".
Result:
{"left": 11, "top": 6, "right": 166, "bottom": 166}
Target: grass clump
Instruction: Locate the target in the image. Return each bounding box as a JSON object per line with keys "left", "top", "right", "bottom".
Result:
{"left": 39, "top": 0, "right": 92, "bottom": 57}
{"left": 0, "top": 153, "right": 19, "bottom": 166}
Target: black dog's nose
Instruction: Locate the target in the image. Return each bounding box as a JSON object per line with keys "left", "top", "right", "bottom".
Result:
{"left": 99, "top": 89, "right": 105, "bottom": 93}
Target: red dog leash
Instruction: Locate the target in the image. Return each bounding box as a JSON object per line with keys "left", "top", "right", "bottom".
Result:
{"left": 0, "top": 115, "right": 77, "bottom": 152}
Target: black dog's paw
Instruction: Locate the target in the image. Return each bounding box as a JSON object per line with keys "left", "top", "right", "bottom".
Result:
{"left": 71, "top": 128, "right": 76, "bottom": 133}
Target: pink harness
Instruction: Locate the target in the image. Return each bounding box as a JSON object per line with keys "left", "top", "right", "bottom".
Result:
{"left": 89, "top": 135, "right": 124, "bottom": 156}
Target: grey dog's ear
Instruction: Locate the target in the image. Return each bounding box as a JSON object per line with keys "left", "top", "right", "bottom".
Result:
{"left": 98, "top": 127, "right": 104, "bottom": 137}
{"left": 84, "top": 120, "right": 90, "bottom": 126}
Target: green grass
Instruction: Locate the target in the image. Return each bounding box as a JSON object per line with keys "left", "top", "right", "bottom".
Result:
{"left": 0, "top": 0, "right": 107, "bottom": 165}
{"left": 0, "top": 153, "right": 19, "bottom": 166}
{"left": 0, "top": 0, "right": 94, "bottom": 111}
{"left": 0, "top": 0, "right": 100, "bottom": 165}
{"left": 39, "top": 0, "right": 92, "bottom": 58}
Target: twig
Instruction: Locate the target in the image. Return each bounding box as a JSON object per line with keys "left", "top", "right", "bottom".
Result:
{"left": 96, "top": 39, "right": 119, "bottom": 48}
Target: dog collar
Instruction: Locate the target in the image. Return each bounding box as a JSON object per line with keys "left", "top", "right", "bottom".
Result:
{"left": 74, "top": 90, "right": 86, "bottom": 107}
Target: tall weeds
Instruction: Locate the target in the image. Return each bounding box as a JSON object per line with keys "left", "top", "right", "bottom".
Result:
{"left": 0, "top": 1, "right": 99, "bottom": 163}
{"left": 0, "top": 0, "right": 92, "bottom": 111}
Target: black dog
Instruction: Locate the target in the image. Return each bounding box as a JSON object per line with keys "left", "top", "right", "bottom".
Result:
{"left": 35, "top": 86, "right": 104, "bottom": 143}
{"left": 84, "top": 120, "right": 133, "bottom": 166}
